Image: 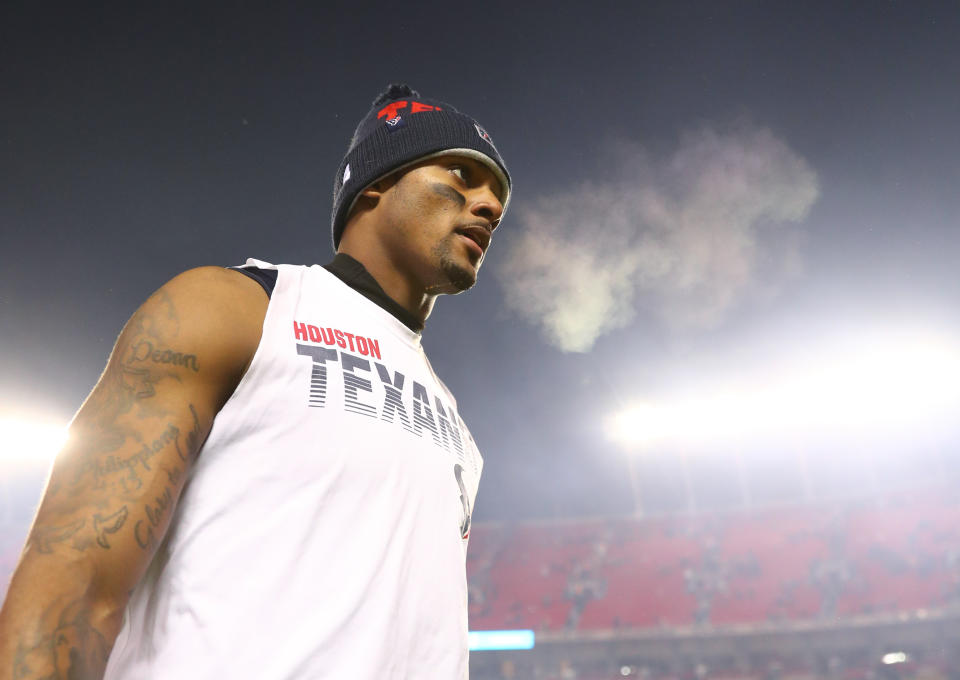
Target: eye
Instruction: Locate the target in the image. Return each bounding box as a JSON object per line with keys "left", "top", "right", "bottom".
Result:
{"left": 449, "top": 166, "right": 467, "bottom": 182}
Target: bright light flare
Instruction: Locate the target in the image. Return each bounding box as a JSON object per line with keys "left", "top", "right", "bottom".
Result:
{"left": 882, "top": 652, "right": 908, "bottom": 665}
{"left": 0, "top": 414, "right": 69, "bottom": 466}
{"left": 608, "top": 403, "right": 675, "bottom": 447}
{"left": 607, "top": 327, "right": 960, "bottom": 450}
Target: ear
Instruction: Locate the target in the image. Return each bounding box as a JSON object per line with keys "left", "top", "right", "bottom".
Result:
{"left": 360, "top": 176, "right": 395, "bottom": 200}
{"left": 350, "top": 178, "right": 386, "bottom": 219}
{"left": 360, "top": 183, "right": 383, "bottom": 200}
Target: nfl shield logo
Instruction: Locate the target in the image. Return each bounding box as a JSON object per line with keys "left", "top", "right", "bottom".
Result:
{"left": 474, "top": 123, "right": 496, "bottom": 148}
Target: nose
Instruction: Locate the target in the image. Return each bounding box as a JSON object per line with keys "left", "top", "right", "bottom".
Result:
{"left": 469, "top": 182, "right": 504, "bottom": 230}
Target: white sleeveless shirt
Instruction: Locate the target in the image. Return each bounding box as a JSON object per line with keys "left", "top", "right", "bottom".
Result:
{"left": 104, "top": 261, "right": 483, "bottom": 679}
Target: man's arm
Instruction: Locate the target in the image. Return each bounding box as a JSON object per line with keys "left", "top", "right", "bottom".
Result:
{"left": 0, "top": 266, "right": 268, "bottom": 680}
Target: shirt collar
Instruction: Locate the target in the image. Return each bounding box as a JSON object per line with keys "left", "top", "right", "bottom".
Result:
{"left": 322, "top": 253, "right": 424, "bottom": 333}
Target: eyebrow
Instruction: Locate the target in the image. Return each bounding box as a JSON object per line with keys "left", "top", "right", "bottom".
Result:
{"left": 472, "top": 163, "right": 505, "bottom": 204}
{"left": 454, "top": 164, "right": 506, "bottom": 207}
{"left": 430, "top": 182, "right": 466, "bottom": 207}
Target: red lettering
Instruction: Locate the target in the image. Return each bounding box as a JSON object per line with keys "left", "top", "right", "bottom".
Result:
{"left": 297, "top": 324, "right": 380, "bottom": 359}
{"left": 377, "top": 101, "right": 408, "bottom": 119}
{"left": 293, "top": 321, "right": 308, "bottom": 341}
{"left": 410, "top": 102, "right": 435, "bottom": 113}
{"left": 368, "top": 337, "right": 381, "bottom": 360}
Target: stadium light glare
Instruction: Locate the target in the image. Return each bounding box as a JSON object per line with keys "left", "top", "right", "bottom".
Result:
{"left": 881, "top": 652, "right": 908, "bottom": 665}
{"left": 0, "top": 413, "right": 68, "bottom": 466}
{"left": 608, "top": 402, "right": 673, "bottom": 447}
{"left": 606, "top": 327, "right": 960, "bottom": 451}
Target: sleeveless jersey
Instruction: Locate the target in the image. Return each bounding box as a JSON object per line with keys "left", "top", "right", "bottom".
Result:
{"left": 104, "top": 260, "right": 483, "bottom": 679}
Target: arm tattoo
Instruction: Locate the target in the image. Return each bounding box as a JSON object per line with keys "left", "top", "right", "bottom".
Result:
{"left": 93, "top": 507, "right": 130, "bottom": 549}
{"left": 125, "top": 339, "right": 199, "bottom": 372}
{"left": 31, "top": 506, "right": 131, "bottom": 554}
{"left": 175, "top": 404, "right": 203, "bottom": 463}
{"left": 133, "top": 462, "right": 185, "bottom": 551}
{"left": 12, "top": 598, "right": 110, "bottom": 680}
{"left": 33, "top": 519, "right": 86, "bottom": 554}
{"left": 48, "top": 289, "right": 202, "bottom": 499}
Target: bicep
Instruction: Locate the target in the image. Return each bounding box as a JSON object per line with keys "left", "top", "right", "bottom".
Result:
{"left": 25, "top": 267, "right": 266, "bottom": 597}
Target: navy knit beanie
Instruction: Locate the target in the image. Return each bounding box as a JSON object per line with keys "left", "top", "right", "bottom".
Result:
{"left": 331, "top": 84, "right": 511, "bottom": 250}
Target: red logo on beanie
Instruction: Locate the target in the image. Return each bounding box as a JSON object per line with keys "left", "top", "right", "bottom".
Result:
{"left": 377, "top": 101, "right": 443, "bottom": 120}
{"left": 377, "top": 101, "right": 407, "bottom": 119}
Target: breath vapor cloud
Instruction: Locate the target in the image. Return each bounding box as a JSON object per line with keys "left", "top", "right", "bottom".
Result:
{"left": 497, "top": 125, "right": 820, "bottom": 352}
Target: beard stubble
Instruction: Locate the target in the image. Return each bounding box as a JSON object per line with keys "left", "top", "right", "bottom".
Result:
{"left": 432, "top": 236, "right": 478, "bottom": 293}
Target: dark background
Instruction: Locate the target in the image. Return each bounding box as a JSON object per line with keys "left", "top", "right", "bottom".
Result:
{"left": 3, "top": 1, "right": 959, "bottom": 522}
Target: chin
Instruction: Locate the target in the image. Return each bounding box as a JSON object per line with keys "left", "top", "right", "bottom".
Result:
{"left": 433, "top": 241, "right": 479, "bottom": 293}
{"left": 441, "top": 259, "right": 478, "bottom": 293}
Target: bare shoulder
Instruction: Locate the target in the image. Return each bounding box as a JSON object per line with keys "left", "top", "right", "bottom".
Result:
{"left": 158, "top": 265, "right": 269, "bottom": 331}
{"left": 166, "top": 264, "right": 269, "bottom": 302}
{"left": 129, "top": 266, "right": 269, "bottom": 397}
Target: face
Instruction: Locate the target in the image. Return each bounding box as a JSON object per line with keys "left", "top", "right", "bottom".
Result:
{"left": 371, "top": 155, "right": 505, "bottom": 295}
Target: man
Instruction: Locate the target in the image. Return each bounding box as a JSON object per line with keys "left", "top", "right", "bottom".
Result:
{"left": 0, "top": 83, "right": 510, "bottom": 679}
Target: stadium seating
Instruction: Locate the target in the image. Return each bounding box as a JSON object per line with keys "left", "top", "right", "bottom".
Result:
{"left": 4, "top": 489, "right": 959, "bottom": 661}
{"left": 467, "top": 491, "right": 960, "bottom": 632}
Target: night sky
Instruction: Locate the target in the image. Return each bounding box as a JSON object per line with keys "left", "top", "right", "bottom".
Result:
{"left": 3, "top": 2, "right": 960, "bottom": 524}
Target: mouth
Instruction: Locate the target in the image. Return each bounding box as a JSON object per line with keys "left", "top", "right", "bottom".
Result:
{"left": 455, "top": 224, "right": 491, "bottom": 257}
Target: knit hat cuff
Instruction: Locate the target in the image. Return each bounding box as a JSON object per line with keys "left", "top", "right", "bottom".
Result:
{"left": 340, "top": 147, "right": 511, "bottom": 229}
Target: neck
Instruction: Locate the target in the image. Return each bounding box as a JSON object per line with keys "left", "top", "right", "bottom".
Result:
{"left": 336, "top": 245, "right": 437, "bottom": 327}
